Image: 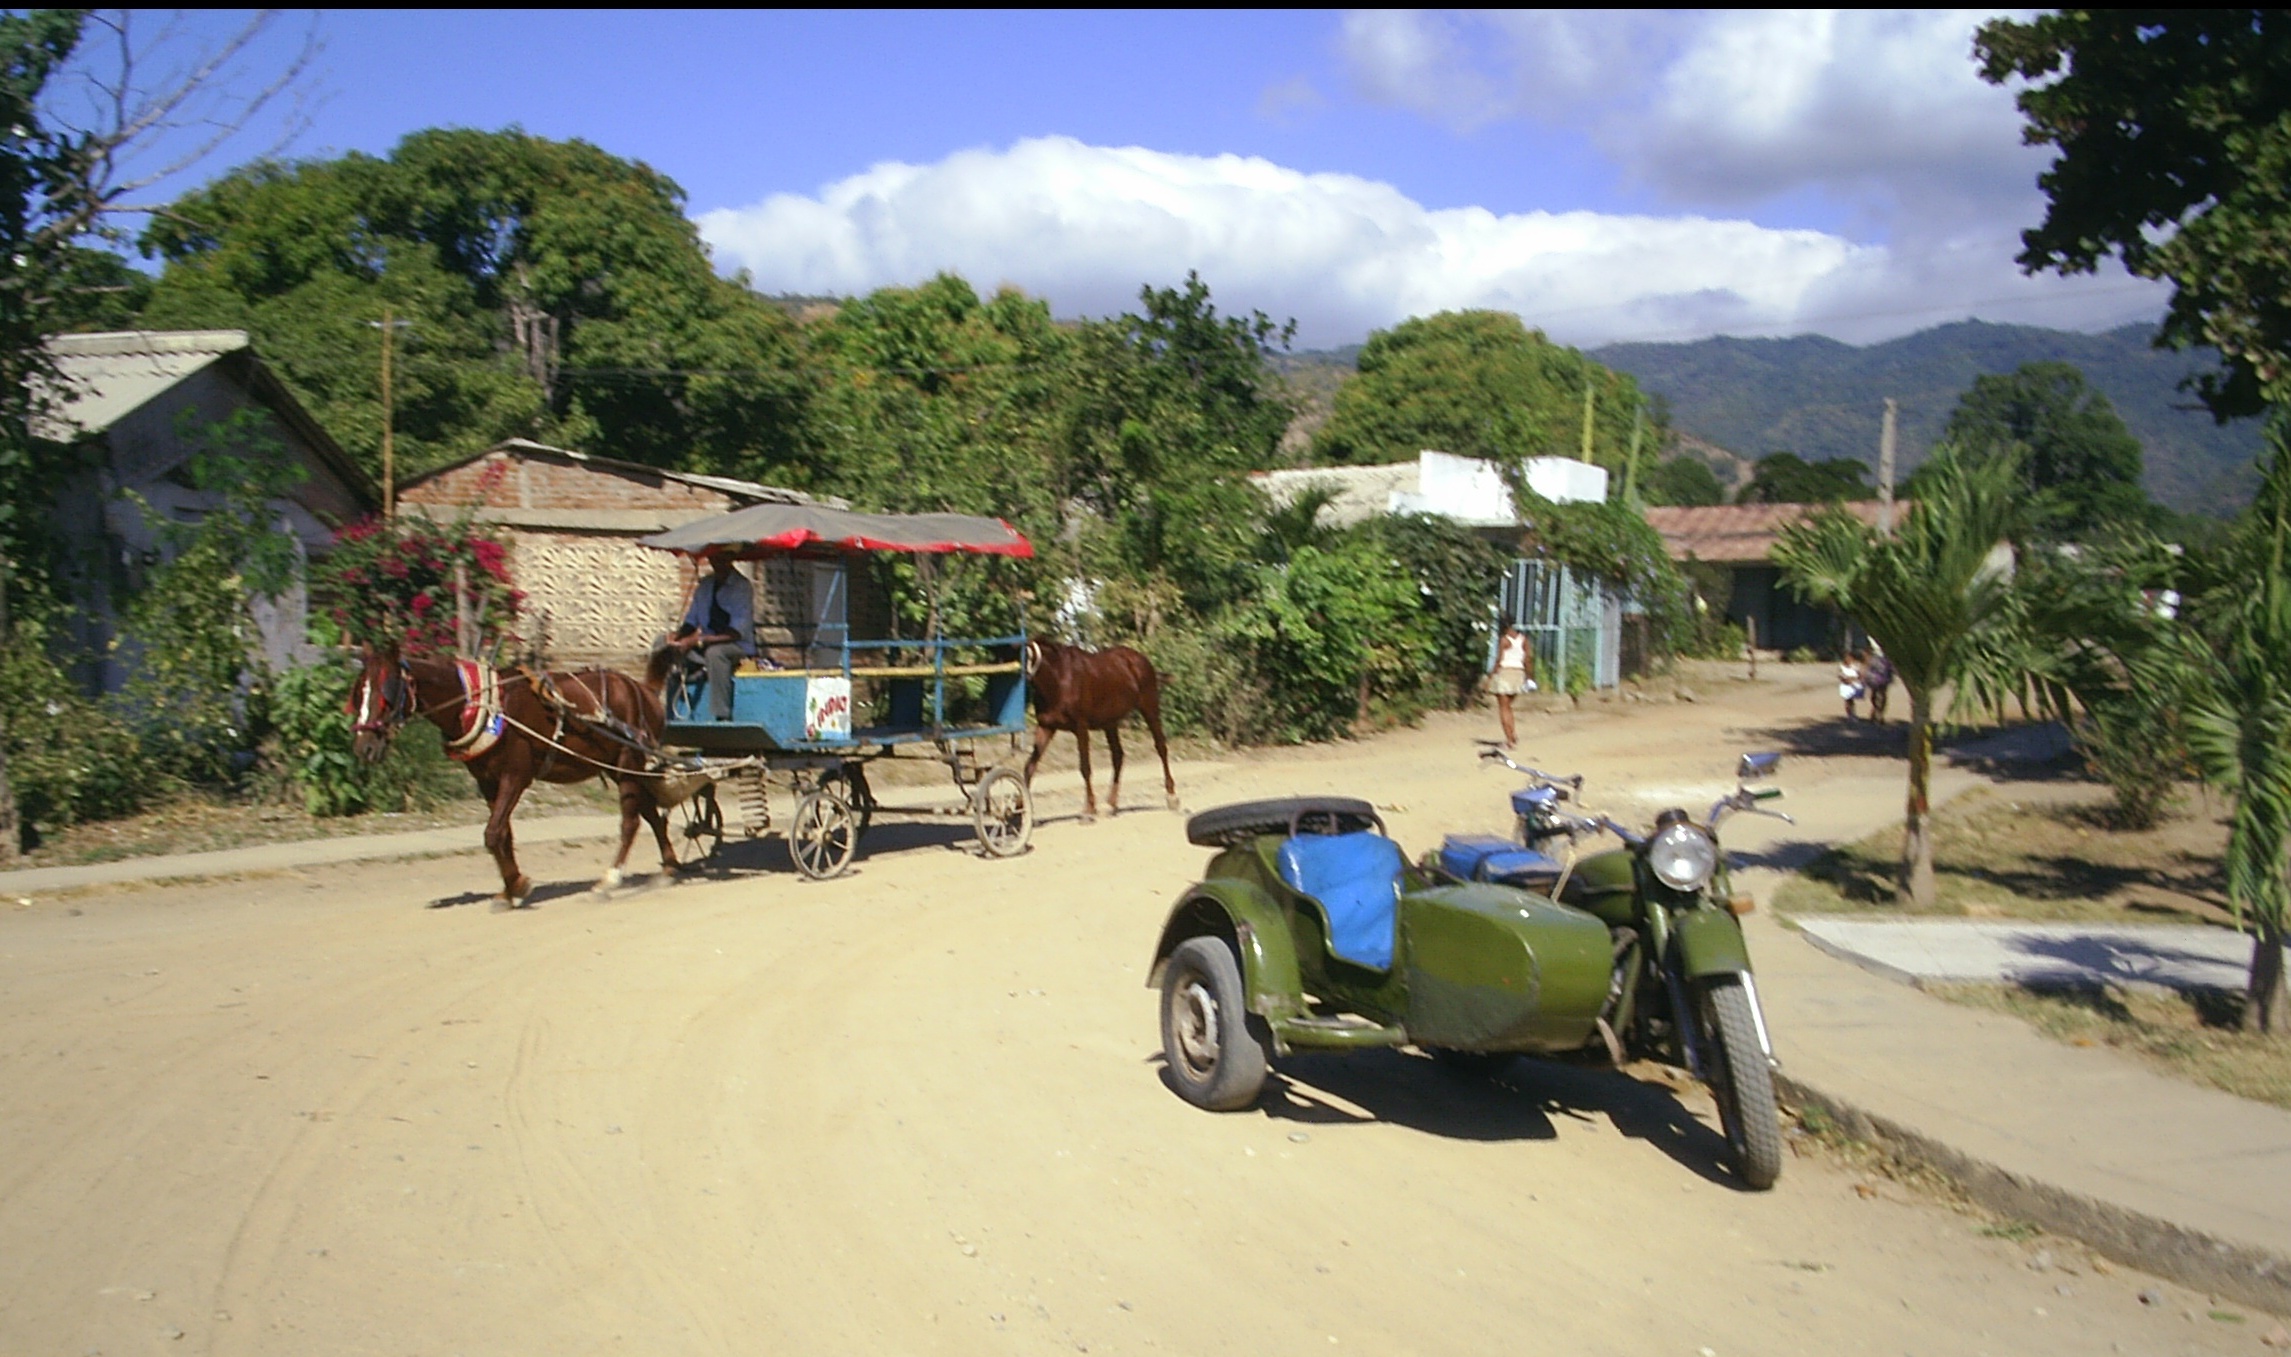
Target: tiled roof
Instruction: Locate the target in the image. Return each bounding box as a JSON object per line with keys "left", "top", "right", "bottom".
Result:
{"left": 412, "top": 439, "right": 837, "bottom": 508}
{"left": 1642, "top": 501, "right": 1899, "bottom": 563}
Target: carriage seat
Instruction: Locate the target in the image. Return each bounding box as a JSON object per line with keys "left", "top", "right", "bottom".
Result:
{"left": 1276, "top": 831, "right": 1404, "bottom": 971}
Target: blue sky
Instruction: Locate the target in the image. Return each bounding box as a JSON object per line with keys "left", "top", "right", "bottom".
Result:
{"left": 80, "top": 9, "right": 2166, "bottom": 349}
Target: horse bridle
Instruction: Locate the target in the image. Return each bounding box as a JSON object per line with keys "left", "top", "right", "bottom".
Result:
{"left": 350, "top": 656, "right": 416, "bottom": 738}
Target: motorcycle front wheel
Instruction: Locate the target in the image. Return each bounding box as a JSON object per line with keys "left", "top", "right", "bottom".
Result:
{"left": 1700, "top": 977, "right": 1783, "bottom": 1190}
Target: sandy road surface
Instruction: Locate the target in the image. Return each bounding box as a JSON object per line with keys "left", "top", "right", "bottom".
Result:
{"left": 0, "top": 666, "right": 2263, "bottom": 1356}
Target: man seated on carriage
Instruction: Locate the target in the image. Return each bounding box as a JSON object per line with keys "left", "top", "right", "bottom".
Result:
{"left": 670, "top": 547, "right": 758, "bottom": 720}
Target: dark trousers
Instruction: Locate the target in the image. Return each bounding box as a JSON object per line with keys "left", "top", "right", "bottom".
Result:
{"left": 701, "top": 641, "right": 745, "bottom": 719}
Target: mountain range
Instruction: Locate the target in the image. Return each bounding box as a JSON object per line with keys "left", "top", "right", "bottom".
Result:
{"left": 1592, "top": 320, "right": 2263, "bottom": 513}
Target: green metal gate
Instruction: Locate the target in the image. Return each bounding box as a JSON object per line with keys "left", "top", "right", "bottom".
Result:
{"left": 1497, "top": 560, "right": 1619, "bottom": 692}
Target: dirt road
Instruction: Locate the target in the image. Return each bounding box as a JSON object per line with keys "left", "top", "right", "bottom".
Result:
{"left": 0, "top": 666, "right": 2260, "bottom": 1355}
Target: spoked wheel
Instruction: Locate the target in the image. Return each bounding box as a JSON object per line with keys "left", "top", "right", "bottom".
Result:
{"left": 676, "top": 783, "right": 724, "bottom": 862}
{"left": 971, "top": 765, "right": 1033, "bottom": 858}
{"left": 820, "top": 763, "right": 875, "bottom": 840}
{"left": 1700, "top": 977, "right": 1784, "bottom": 1190}
{"left": 789, "top": 787, "right": 860, "bottom": 881}
{"left": 1159, "top": 936, "right": 1268, "bottom": 1111}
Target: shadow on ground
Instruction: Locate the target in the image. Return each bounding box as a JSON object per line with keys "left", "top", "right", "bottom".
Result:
{"left": 1158, "top": 1046, "right": 1746, "bottom": 1189}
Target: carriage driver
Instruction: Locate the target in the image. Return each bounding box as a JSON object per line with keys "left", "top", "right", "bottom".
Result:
{"left": 671, "top": 547, "right": 756, "bottom": 720}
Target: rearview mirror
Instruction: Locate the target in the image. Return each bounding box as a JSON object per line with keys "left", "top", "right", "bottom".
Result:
{"left": 1737, "top": 751, "right": 1781, "bottom": 781}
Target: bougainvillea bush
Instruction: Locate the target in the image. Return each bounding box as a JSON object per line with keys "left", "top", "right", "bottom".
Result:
{"left": 315, "top": 514, "right": 523, "bottom": 654}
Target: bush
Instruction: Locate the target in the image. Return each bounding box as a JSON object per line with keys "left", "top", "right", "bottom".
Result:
{"left": 1130, "top": 612, "right": 1275, "bottom": 747}
{"left": 271, "top": 655, "right": 470, "bottom": 816}
{"left": 0, "top": 619, "right": 147, "bottom": 837}
{"left": 2075, "top": 700, "right": 2188, "bottom": 829}
{"left": 1228, "top": 540, "right": 1439, "bottom": 742}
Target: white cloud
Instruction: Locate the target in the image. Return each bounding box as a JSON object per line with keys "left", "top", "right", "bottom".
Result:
{"left": 1339, "top": 9, "right": 2042, "bottom": 223}
{"left": 698, "top": 135, "right": 2161, "bottom": 350}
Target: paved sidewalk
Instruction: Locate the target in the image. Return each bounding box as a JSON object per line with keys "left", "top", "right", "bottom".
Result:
{"left": 1741, "top": 895, "right": 2291, "bottom": 1312}
{"left": 0, "top": 813, "right": 628, "bottom": 895}
{"left": 1794, "top": 916, "right": 2273, "bottom": 994}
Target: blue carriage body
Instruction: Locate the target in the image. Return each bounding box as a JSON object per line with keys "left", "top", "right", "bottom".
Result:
{"left": 663, "top": 633, "right": 1029, "bottom": 754}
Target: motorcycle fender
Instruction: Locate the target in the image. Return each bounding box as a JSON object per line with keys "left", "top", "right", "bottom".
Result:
{"left": 1673, "top": 906, "right": 1753, "bottom": 979}
{"left": 1147, "top": 880, "right": 1304, "bottom": 1021}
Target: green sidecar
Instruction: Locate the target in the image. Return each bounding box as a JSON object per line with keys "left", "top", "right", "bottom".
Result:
{"left": 1147, "top": 790, "right": 1781, "bottom": 1187}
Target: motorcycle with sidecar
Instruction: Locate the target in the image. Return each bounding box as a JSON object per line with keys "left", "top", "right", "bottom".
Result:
{"left": 1146, "top": 751, "right": 1792, "bottom": 1189}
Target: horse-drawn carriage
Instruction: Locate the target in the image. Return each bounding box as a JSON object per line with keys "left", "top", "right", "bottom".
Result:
{"left": 640, "top": 502, "right": 1038, "bottom": 880}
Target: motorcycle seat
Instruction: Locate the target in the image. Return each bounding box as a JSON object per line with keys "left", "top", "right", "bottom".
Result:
{"left": 1276, "top": 831, "right": 1403, "bottom": 971}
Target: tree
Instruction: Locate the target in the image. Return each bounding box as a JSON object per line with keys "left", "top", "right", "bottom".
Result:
{"left": 139, "top": 128, "right": 811, "bottom": 485}
{"left": 2173, "top": 432, "right": 2291, "bottom": 1033}
{"left": 1739, "top": 452, "right": 1872, "bottom": 504}
{"left": 1772, "top": 448, "right": 2023, "bottom": 906}
{"left": 0, "top": 11, "right": 312, "bottom": 857}
{"left": 1975, "top": 11, "right": 2291, "bottom": 417}
{"left": 1060, "top": 273, "right": 1295, "bottom": 611}
{"left": 1311, "top": 310, "right": 1650, "bottom": 471}
{"left": 1943, "top": 361, "right": 2150, "bottom": 538}
{"left": 1642, "top": 453, "right": 1726, "bottom": 507}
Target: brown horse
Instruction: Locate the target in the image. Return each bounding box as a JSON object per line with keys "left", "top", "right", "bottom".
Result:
{"left": 350, "top": 646, "right": 681, "bottom": 904}
{"left": 1022, "top": 639, "right": 1179, "bottom": 821}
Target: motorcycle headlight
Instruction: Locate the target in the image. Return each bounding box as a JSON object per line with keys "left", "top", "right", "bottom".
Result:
{"left": 1649, "top": 823, "right": 1718, "bottom": 892}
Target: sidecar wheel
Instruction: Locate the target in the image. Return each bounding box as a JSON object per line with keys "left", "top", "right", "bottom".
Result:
{"left": 1160, "top": 936, "right": 1268, "bottom": 1111}
{"left": 1702, "top": 978, "right": 1783, "bottom": 1190}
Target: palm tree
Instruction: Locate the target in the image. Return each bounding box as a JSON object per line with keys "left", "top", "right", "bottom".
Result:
{"left": 2166, "top": 430, "right": 2291, "bottom": 1034}
{"left": 1771, "top": 448, "right": 2022, "bottom": 906}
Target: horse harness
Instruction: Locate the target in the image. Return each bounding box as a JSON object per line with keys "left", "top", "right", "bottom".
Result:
{"left": 359, "top": 657, "right": 658, "bottom": 776}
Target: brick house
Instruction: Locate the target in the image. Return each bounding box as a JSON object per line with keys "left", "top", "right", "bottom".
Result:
{"left": 399, "top": 440, "right": 887, "bottom": 667}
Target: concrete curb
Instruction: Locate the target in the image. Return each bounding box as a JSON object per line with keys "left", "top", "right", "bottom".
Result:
{"left": 1774, "top": 1070, "right": 2291, "bottom": 1315}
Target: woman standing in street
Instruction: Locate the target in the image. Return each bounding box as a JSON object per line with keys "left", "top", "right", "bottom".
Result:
{"left": 1491, "top": 622, "right": 1536, "bottom": 748}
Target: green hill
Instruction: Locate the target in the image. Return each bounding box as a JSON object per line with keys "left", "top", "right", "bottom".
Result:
{"left": 1593, "top": 320, "right": 2263, "bottom": 513}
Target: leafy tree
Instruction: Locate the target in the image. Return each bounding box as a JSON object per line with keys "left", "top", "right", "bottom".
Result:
{"left": 1642, "top": 454, "right": 1726, "bottom": 507}
{"left": 1976, "top": 11, "right": 2291, "bottom": 417}
{"left": 1313, "top": 310, "right": 1649, "bottom": 471}
{"left": 1773, "top": 448, "right": 2023, "bottom": 906}
{"left": 1739, "top": 452, "right": 1873, "bottom": 504}
{"left": 1942, "top": 361, "right": 2150, "bottom": 538}
{"left": 1061, "top": 273, "right": 1295, "bottom": 611}
{"left": 139, "top": 128, "right": 811, "bottom": 484}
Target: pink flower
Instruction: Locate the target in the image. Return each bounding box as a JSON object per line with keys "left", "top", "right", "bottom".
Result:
{"left": 410, "top": 592, "right": 434, "bottom": 615}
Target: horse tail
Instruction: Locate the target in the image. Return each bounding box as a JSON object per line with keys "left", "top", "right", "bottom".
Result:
{"left": 643, "top": 642, "right": 678, "bottom": 695}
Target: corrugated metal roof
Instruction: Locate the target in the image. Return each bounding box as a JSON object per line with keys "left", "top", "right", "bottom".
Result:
{"left": 32, "top": 330, "right": 251, "bottom": 440}
{"left": 1643, "top": 501, "right": 1899, "bottom": 563}
{"left": 418, "top": 438, "right": 839, "bottom": 509}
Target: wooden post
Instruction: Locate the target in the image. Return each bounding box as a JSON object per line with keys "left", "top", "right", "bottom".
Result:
{"left": 453, "top": 560, "right": 473, "bottom": 655}
{"left": 1878, "top": 397, "right": 1897, "bottom": 535}
{"left": 1621, "top": 408, "right": 1644, "bottom": 504}
{"left": 1746, "top": 615, "right": 1758, "bottom": 681}
{"left": 1579, "top": 380, "right": 1597, "bottom": 463}
{"left": 379, "top": 304, "right": 395, "bottom": 520}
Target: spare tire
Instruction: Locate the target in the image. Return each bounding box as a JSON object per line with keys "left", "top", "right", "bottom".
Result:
{"left": 1185, "top": 796, "right": 1382, "bottom": 848}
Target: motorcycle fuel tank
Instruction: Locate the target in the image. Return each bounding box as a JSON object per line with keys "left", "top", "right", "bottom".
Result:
{"left": 1397, "top": 883, "right": 1609, "bottom": 1053}
{"left": 1558, "top": 847, "right": 1639, "bottom": 927}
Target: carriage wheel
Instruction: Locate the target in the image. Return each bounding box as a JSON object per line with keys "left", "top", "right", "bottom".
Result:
{"left": 677, "top": 783, "right": 724, "bottom": 862}
{"left": 820, "top": 763, "right": 874, "bottom": 841}
{"left": 789, "top": 787, "right": 859, "bottom": 881}
{"left": 972, "top": 766, "right": 1033, "bottom": 859}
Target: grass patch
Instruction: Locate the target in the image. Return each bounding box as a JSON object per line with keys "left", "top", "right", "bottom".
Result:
{"left": 1924, "top": 983, "right": 2291, "bottom": 1112}
{"left": 1771, "top": 785, "right": 2234, "bottom": 926}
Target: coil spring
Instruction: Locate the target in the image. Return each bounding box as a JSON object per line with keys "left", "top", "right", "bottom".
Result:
{"left": 734, "top": 768, "right": 770, "bottom": 836}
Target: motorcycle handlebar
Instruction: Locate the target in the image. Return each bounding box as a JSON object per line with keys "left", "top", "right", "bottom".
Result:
{"left": 1476, "top": 745, "right": 1584, "bottom": 791}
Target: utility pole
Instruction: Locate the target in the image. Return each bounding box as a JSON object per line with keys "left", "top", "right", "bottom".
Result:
{"left": 1878, "top": 397, "right": 1898, "bottom": 535}
{"left": 367, "top": 307, "right": 411, "bottom": 519}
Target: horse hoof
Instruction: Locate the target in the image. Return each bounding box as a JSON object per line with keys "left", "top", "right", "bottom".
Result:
{"left": 1079, "top": 812, "right": 1098, "bottom": 825}
{"left": 1165, "top": 795, "right": 1183, "bottom": 812}
{"left": 593, "top": 869, "right": 623, "bottom": 894}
